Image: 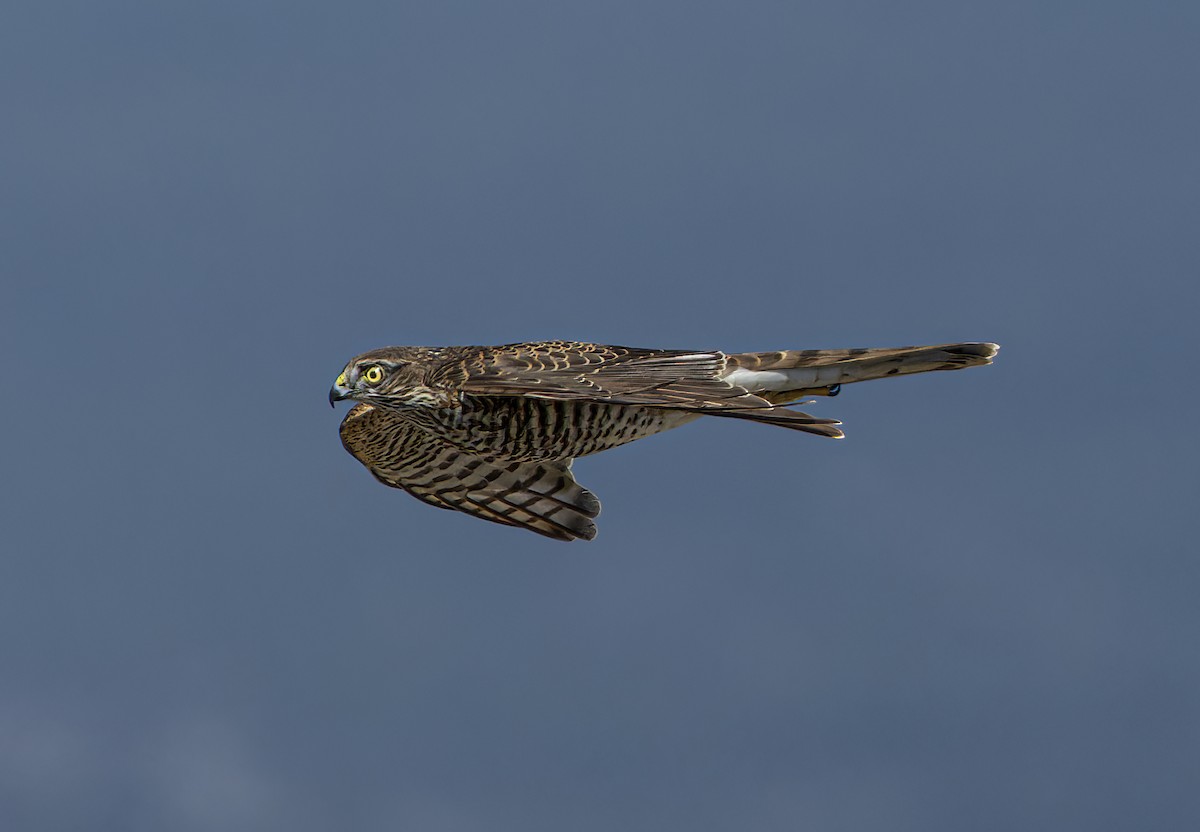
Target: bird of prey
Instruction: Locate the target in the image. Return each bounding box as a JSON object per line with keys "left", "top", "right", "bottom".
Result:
{"left": 329, "top": 340, "right": 997, "bottom": 541}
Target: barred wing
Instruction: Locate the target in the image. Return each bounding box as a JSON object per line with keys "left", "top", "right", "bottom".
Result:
{"left": 453, "top": 341, "right": 842, "bottom": 437}
{"left": 338, "top": 404, "right": 600, "bottom": 541}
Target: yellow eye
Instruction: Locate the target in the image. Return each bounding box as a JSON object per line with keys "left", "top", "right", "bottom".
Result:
{"left": 362, "top": 365, "right": 384, "bottom": 385}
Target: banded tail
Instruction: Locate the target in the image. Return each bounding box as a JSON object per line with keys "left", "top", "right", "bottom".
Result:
{"left": 721, "top": 341, "right": 998, "bottom": 410}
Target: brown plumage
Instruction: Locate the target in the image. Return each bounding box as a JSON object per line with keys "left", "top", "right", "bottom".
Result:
{"left": 329, "top": 340, "right": 998, "bottom": 541}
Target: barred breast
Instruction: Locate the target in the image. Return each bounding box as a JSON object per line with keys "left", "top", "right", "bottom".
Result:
{"left": 426, "top": 396, "right": 699, "bottom": 462}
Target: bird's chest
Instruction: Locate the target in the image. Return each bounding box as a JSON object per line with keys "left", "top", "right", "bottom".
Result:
{"left": 424, "top": 397, "right": 695, "bottom": 460}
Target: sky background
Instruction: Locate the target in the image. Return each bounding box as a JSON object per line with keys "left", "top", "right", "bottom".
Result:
{"left": 2, "top": 1, "right": 1198, "bottom": 830}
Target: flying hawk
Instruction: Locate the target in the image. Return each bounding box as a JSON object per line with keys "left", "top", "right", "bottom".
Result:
{"left": 329, "top": 340, "right": 997, "bottom": 541}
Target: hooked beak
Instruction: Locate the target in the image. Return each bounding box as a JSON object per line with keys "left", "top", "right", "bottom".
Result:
{"left": 329, "top": 373, "right": 351, "bottom": 407}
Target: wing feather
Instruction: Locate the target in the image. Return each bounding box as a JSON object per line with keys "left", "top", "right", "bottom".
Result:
{"left": 339, "top": 403, "right": 600, "bottom": 541}
{"left": 458, "top": 342, "right": 842, "bottom": 437}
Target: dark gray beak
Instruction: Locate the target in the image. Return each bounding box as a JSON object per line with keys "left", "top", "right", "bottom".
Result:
{"left": 329, "top": 385, "right": 348, "bottom": 407}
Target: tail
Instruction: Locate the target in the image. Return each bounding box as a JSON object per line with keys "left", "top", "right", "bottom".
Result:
{"left": 723, "top": 342, "right": 999, "bottom": 403}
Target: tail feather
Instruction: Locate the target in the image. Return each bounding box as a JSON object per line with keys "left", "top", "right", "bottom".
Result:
{"left": 706, "top": 406, "right": 845, "bottom": 439}
{"left": 723, "top": 342, "right": 998, "bottom": 401}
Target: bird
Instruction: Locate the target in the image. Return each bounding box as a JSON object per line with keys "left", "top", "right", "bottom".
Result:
{"left": 329, "top": 340, "right": 998, "bottom": 541}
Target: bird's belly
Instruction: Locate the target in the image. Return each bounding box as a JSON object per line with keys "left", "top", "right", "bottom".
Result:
{"left": 440, "top": 398, "right": 698, "bottom": 461}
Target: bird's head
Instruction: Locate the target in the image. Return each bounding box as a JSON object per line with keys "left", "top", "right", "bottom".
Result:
{"left": 329, "top": 348, "right": 456, "bottom": 409}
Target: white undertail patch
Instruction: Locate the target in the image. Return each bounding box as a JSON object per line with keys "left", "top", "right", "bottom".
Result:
{"left": 721, "top": 366, "right": 844, "bottom": 392}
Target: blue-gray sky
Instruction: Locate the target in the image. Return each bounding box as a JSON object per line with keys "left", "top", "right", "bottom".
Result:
{"left": 2, "top": 2, "right": 1198, "bottom": 830}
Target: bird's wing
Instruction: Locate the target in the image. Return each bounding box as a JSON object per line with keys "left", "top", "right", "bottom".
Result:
{"left": 339, "top": 403, "right": 600, "bottom": 541}
{"left": 452, "top": 341, "right": 843, "bottom": 437}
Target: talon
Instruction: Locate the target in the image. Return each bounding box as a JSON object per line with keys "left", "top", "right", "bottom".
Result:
{"left": 827, "top": 384, "right": 841, "bottom": 397}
